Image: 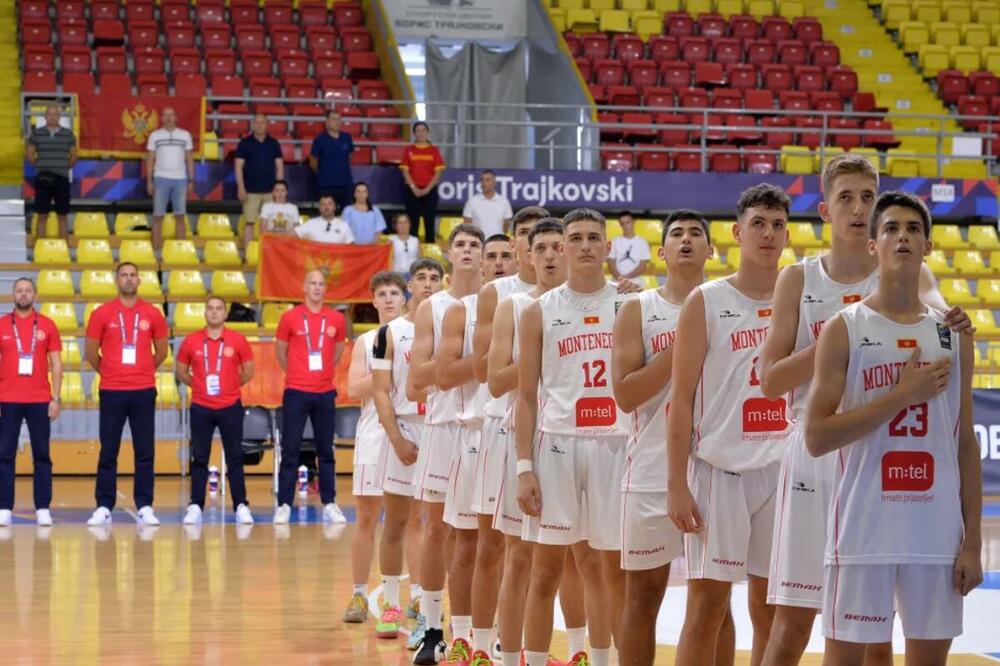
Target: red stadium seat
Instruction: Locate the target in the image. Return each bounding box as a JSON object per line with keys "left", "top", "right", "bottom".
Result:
{"left": 712, "top": 87, "right": 744, "bottom": 109}
{"left": 319, "top": 77, "right": 353, "bottom": 101}
{"left": 263, "top": 2, "right": 294, "bottom": 27}
{"left": 346, "top": 51, "right": 380, "bottom": 80}
{"left": 727, "top": 114, "right": 762, "bottom": 144}
{"left": 20, "top": 0, "right": 48, "bottom": 19}
{"left": 165, "top": 24, "right": 196, "bottom": 50}
{"left": 762, "top": 116, "right": 793, "bottom": 147}
{"left": 680, "top": 87, "right": 710, "bottom": 109}
{"left": 656, "top": 113, "right": 690, "bottom": 145}
{"left": 623, "top": 112, "right": 657, "bottom": 142}
{"left": 242, "top": 50, "right": 275, "bottom": 79}
{"left": 57, "top": 20, "right": 89, "bottom": 47}
{"left": 970, "top": 72, "right": 1000, "bottom": 98}
{"left": 217, "top": 104, "right": 250, "bottom": 135}
{"left": 286, "top": 78, "right": 318, "bottom": 99}
{"left": 673, "top": 146, "right": 702, "bottom": 172}
{"left": 810, "top": 42, "right": 840, "bottom": 68}
{"left": 779, "top": 90, "right": 810, "bottom": 111}
{"left": 614, "top": 34, "right": 645, "bottom": 62}
{"left": 957, "top": 96, "right": 989, "bottom": 130}
{"left": 358, "top": 80, "right": 390, "bottom": 100}
{"left": 829, "top": 66, "right": 858, "bottom": 100}
{"left": 341, "top": 27, "right": 374, "bottom": 53}
{"left": 588, "top": 83, "right": 607, "bottom": 103}
{"left": 730, "top": 15, "right": 760, "bottom": 40}
{"left": 315, "top": 52, "right": 346, "bottom": 81}
{"left": 171, "top": 48, "right": 203, "bottom": 75}
{"left": 664, "top": 12, "right": 696, "bottom": 38}
{"left": 25, "top": 46, "right": 56, "bottom": 72}
{"left": 575, "top": 57, "right": 593, "bottom": 82}
{"left": 138, "top": 74, "right": 169, "bottom": 96}
{"left": 810, "top": 91, "right": 843, "bottom": 111}
{"left": 777, "top": 40, "right": 808, "bottom": 66}
{"left": 56, "top": 2, "right": 85, "bottom": 21}
{"left": 601, "top": 144, "right": 634, "bottom": 171}
{"left": 694, "top": 62, "right": 725, "bottom": 86}
{"left": 306, "top": 27, "right": 339, "bottom": 54}
{"left": 94, "top": 19, "right": 125, "bottom": 45}
{"left": 278, "top": 51, "right": 310, "bottom": 79}
{"left": 292, "top": 104, "right": 326, "bottom": 139}
{"left": 300, "top": 2, "right": 330, "bottom": 28}
{"left": 160, "top": 1, "right": 191, "bottom": 25}
{"left": 201, "top": 23, "right": 232, "bottom": 50}
{"left": 96, "top": 47, "right": 128, "bottom": 74}
{"left": 92, "top": 1, "right": 120, "bottom": 21}
{"left": 339, "top": 106, "right": 365, "bottom": 137}
{"left": 598, "top": 112, "right": 622, "bottom": 141}
{"left": 793, "top": 17, "right": 823, "bottom": 44}
{"left": 703, "top": 113, "right": 727, "bottom": 142}
{"left": 256, "top": 104, "right": 289, "bottom": 135}
{"left": 727, "top": 63, "right": 758, "bottom": 90}
{"left": 628, "top": 60, "right": 658, "bottom": 89}
{"left": 639, "top": 151, "right": 670, "bottom": 171}
{"left": 128, "top": 21, "right": 160, "bottom": 49}
{"left": 333, "top": 3, "right": 365, "bottom": 27}
{"left": 680, "top": 36, "right": 711, "bottom": 63}
{"left": 270, "top": 25, "right": 303, "bottom": 53}
{"left": 710, "top": 145, "right": 742, "bottom": 172}
{"left": 698, "top": 14, "right": 728, "bottom": 39}
{"left": 210, "top": 75, "right": 244, "bottom": 98}
{"left": 643, "top": 87, "right": 675, "bottom": 108}
{"left": 609, "top": 85, "right": 641, "bottom": 105}
{"left": 659, "top": 60, "right": 691, "bottom": 88}
{"left": 376, "top": 144, "right": 405, "bottom": 165}
{"left": 564, "top": 33, "right": 582, "bottom": 57}
{"left": 351, "top": 145, "right": 374, "bottom": 166}
{"left": 62, "top": 72, "right": 95, "bottom": 95}
{"left": 125, "top": 2, "right": 155, "bottom": 23}
{"left": 249, "top": 77, "right": 282, "bottom": 99}
{"left": 194, "top": 3, "right": 226, "bottom": 24}
{"left": 762, "top": 63, "right": 792, "bottom": 92}
{"left": 24, "top": 72, "right": 57, "bottom": 93}
{"left": 649, "top": 36, "right": 680, "bottom": 63}
{"left": 794, "top": 65, "right": 824, "bottom": 93}
{"left": 100, "top": 73, "right": 132, "bottom": 95}
{"left": 582, "top": 33, "right": 611, "bottom": 60}
{"left": 830, "top": 117, "right": 861, "bottom": 149}
{"left": 175, "top": 74, "right": 208, "bottom": 98}
{"left": 745, "top": 148, "right": 777, "bottom": 173}
{"left": 236, "top": 25, "right": 267, "bottom": 52}
{"left": 595, "top": 59, "right": 626, "bottom": 86}
{"left": 206, "top": 49, "right": 237, "bottom": 77}
{"left": 863, "top": 120, "right": 899, "bottom": 150}
{"left": 230, "top": 0, "right": 259, "bottom": 25}
{"left": 21, "top": 19, "right": 52, "bottom": 46}
{"left": 713, "top": 38, "right": 743, "bottom": 65}
{"left": 795, "top": 117, "right": 824, "bottom": 148}
{"left": 134, "top": 48, "right": 165, "bottom": 75}
{"left": 366, "top": 107, "right": 402, "bottom": 140}
{"left": 746, "top": 39, "right": 776, "bottom": 66}
{"left": 762, "top": 16, "right": 792, "bottom": 41}
{"left": 744, "top": 88, "right": 775, "bottom": 112}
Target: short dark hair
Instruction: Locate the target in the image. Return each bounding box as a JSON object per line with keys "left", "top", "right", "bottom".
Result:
{"left": 326, "top": 109, "right": 341, "bottom": 119}
{"left": 869, "top": 190, "right": 931, "bottom": 239}
{"left": 528, "top": 218, "right": 565, "bottom": 246}
{"left": 370, "top": 270, "right": 407, "bottom": 293}
{"left": 393, "top": 212, "right": 410, "bottom": 227}
{"left": 116, "top": 262, "right": 138, "bottom": 275}
{"left": 409, "top": 257, "right": 444, "bottom": 279}
{"left": 448, "top": 222, "right": 485, "bottom": 246}
{"left": 484, "top": 233, "right": 511, "bottom": 247}
{"left": 511, "top": 206, "right": 550, "bottom": 235}
{"left": 13, "top": 277, "right": 34, "bottom": 289}
{"left": 736, "top": 183, "right": 791, "bottom": 220}
{"left": 206, "top": 295, "right": 227, "bottom": 308}
{"left": 273, "top": 179, "right": 288, "bottom": 189}
{"left": 562, "top": 207, "right": 606, "bottom": 230}
{"left": 663, "top": 209, "right": 710, "bottom": 244}
{"left": 618, "top": 211, "right": 635, "bottom": 221}
{"left": 481, "top": 169, "right": 495, "bottom": 177}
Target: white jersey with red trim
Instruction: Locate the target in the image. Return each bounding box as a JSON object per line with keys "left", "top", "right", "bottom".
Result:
{"left": 386, "top": 316, "right": 425, "bottom": 418}
{"left": 427, "top": 289, "right": 461, "bottom": 425}
{"left": 827, "top": 303, "right": 962, "bottom": 565}
{"left": 788, "top": 256, "right": 879, "bottom": 422}
{"left": 353, "top": 328, "right": 386, "bottom": 466}
{"left": 622, "top": 288, "right": 681, "bottom": 492}
{"left": 485, "top": 275, "right": 534, "bottom": 418}
{"left": 538, "top": 283, "right": 630, "bottom": 437}
{"left": 692, "top": 278, "right": 789, "bottom": 472}
{"left": 459, "top": 294, "right": 487, "bottom": 425}
{"left": 510, "top": 291, "right": 534, "bottom": 366}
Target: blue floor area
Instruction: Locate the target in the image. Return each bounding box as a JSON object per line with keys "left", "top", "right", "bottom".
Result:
{"left": 9, "top": 503, "right": 358, "bottom": 525}
{"left": 983, "top": 501, "right": 1000, "bottom": 517}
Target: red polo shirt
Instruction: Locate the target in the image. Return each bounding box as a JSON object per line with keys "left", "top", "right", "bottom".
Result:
{"left": 86, "top": 297, "right": 168, "bottom": 391}
{"left": 0, "top": 311, "right": 61, "bottom": 403}
{"left": 401, "top": 143, "right": 445, "bottom": 189}
{"left": 275, "top": 303, "right": 346, "bottom": 393}
{"left": 177, "top": 328, "right": 253, "bottom": 409}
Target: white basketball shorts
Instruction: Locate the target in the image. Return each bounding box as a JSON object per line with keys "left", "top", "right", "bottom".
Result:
{"left": 352, "top": 463, "right": 383, "bottom": 497}
{"left": 472, "top": 414, "right": 508, "bottom": 516}
{"left": 413, "top": 421, "right": 457, "bottom": 503}
{"left": 444, "top": 421, "right": 483, "bottom": 530}
{"left": 621, "top": 490, "right": 684, "bottom": 571}
{"left": 375, "top": 418, "right": 424, "bottom": 498}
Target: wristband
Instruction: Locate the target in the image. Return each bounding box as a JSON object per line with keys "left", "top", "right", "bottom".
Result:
{"left": 371, "top": 359, "right": 392, "bottom": 370}
{"left": 516, "top": 459, "right": 533, "bottom": 476}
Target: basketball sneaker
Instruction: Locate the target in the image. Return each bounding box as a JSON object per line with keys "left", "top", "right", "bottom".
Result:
{"left": 412, "top": 627, "right": 447, "bottom": 664}
{"left": 0, "top": 510, "right": 11, "bottom": 526}
{"left": 407, "top": 595, "right": 421, "bottom": 619}
{"left": 137, "top": 506, "right": 160, "bottom": 526}
{"left": 376, "top": 605, "right": 402, "bottom": 638}
{"left": 235, "top": 504, "right": 254, "bottom": 525}
{"left": 86, "top": 507, "right": 112, "bottom": 526}
{"left": 273, "top": 504, "right": 291, "bottom": 524}
{"left": 343, "top": 592, "right": 369, "bottom": 623}
{"left": 36, "top": 509, "right": 53, "bottom": 527}
{"left": 323, "top": 502, "right": 347, "bottom": 524}
{"left": 566, "top": 653, "right": 589, "bottom": 666}
{"left": 446, "top": 638, "right": 472, "bottom": 665}
{"left": 183, "top": 504, "right": 202, "bottom": 525}
{"left": 408, "top": 613, "right": 428, "bottom": 650}
{"left": 468, "top": 650, "right": 494, "bottom": 666}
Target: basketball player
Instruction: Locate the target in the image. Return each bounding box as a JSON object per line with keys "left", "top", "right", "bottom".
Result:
{"left": 806, "top": 191, "right": 982, "bottom": 664}
{"left": 343, "top": 272, "right": 407, "bottom": 623}
{"left": 371, "top": 258, "right": 445, "bottom": 643}
{"left": 759, "top": 156, "right": 972, "bottom": 665}
{"left": 667, "top": 184, "right": 791, "bottom": 666}
{"left": 613, "top": 210, "right": 735, "bottom": 666}
{"left": 516, "top": 208, "right": 631, "bottom": 666}
{"left": 408, "top": 223, "right": 485, "bottom": 665}
{"left": 434, "top": 234, "right": 516, "bottom": 661}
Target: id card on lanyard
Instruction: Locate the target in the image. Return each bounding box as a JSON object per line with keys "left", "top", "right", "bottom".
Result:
{"left": 303, "top": 313, "right": 325, "bottom": 372}
{"left": 118, "top": 310, "right": 140, "bottom": 366}
{"left": 204, "top": 336, "right": 224, "bottom": 396}
{"left": 11, "top": 314, "right": 38, "bottom": 377}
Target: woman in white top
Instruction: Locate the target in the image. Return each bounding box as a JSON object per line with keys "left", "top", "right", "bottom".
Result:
{"left": 258, "top": 180, "right": 300, "bottom": 235}
{"left": 341, "top": 182, "right": 388, "bottom": 244}
{"left": 389, "top": 213, "right": 421, "bottom": 277}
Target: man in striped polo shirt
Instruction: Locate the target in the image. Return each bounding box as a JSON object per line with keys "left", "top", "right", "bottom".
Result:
{"left": 26, "top": 104, "right": 76, "bottom": 239}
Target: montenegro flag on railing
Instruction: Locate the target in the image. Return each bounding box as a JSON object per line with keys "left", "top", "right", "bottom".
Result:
{"left": 76, "top": 93, "right": 205, "bottom": 159}
{"left": 257, "top": 234, "right": 391, "bottom": 303}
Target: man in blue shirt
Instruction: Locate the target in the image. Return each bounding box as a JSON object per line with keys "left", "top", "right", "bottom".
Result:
{"left": 309, "top": 111, "right": 354, "bottom": 211}
{"left": 235, "top": 114, "right": 284, "bottom": 247}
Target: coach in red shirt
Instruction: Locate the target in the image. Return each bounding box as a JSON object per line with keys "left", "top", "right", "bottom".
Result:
{"left": 273, "top": 269, "right": 347, "bottom": 524}
{"left": 84, "top": 263, "right": 168, "bottom": 527}
{"left": 0, "top": 278, "right": 62, "bottom": 527}
{"left": 177, "top": 296, "right": 254, "bottom": 525}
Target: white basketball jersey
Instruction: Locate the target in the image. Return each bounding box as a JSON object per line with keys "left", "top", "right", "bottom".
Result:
{"left": 353, "top": 329, "right": 386, "bottom": 465}
{"left": 692, "top": 278, "right": 789, "bottom": 471}
{"left": 386, "top": 316, "right": 425, "bottom": 419}
{"left": 622, "top": 289, "right": 682, "bottom": 492}
{"left": 827, "top": 303, "right": 963, "bottom": 565}
{"left": 485, "top": 275, "right": 534, "bottom": 418}
{"left": 788, "top": 256, "right": 880, "bottom": 422}
{"left": 458, "top": 294, "right": 487, "bottom": 425}
{"left": 510, "top": 291, "right": 534, "bottom": 365}
{"left": 538, "top": 283, "right": 629, "bottom": 437}
{"left": 427, "top": 290, "right": 461, "bottom": 425}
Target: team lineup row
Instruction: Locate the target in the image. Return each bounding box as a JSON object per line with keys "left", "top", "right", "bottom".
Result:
{"left": 344, "top": 154, "right": 982, "bottom": 666}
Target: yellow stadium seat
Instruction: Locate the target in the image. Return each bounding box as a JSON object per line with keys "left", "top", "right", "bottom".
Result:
{"left": 599, "top": 9, "right": 629, "bottom": 31}
{"left": 962, "top": 23, "right": 991, "bottom": 47}
{"left": 168, "top": 270, "right": 206, "bottom": 297}
{"left": 353, "top": 322, "right": 380, "bottom": 338}
{"left": 204, "top": 240, "right": 242, "bottom": 267}
{"left": 33, "top": 238, "right": 70, "bottom": 264}
{"left": 196, "top": 214, "right": 235, "bottom": 239}
{"left": 60, "top": 372, "right": 84, "bottom": 406}
{"left": 979, "top": 279, "right": 1000, "bottom": 306}
{"left": 202, "top": 130, "right": 220, "bottom": 161}
{"left": 155, "top": 373, "right": 179, "bottom": 407}
{"left": 605, "top": 219, "right": 623, "bottom": 240}
{"left": 973, "top": 343, "right": 987, "bottom": 368}
{"left": 631, "top": 10, "right": 661, "bottom": 40}
{"left": 161, "top": 343, "right": 175, "bottom": 371}
{"left": 925, "top": 249, "right": 952, "bottom": 276}
{"left": 115, "top": 212, "right": 151, "bottom": 237}
{"left": 635, "top": 219, "right": 663, "bottom": 245}
{"left": 421, "top": 243, "right": 444, "bottom": 266}
{"left": 549, "top": 8, "right": 566, "bottom": 32}
{"left": 262, "top": 302, "right": 294, "bottom": 330}
{"left": 915, "top": 1, "right": 943, "bottom": 23}
{"left": 80, "top": 270, "right": 116, "bottom": 299}
{"left": 31, "top": 212, "right": 58, "bottom": 237}
{"left": 162, "top": 239, "right": 199, "bottom": 267}
{"left": 930, "top": 22, "right": 961, "bottom": 48}
{"left": 779, "top": 248, "right": 798, "bottom": 269}
{"left": 941, "top": 160, "right": 988, "bottom": 179}
{"left": 918, "top": 44, "right": 950, "bottom": 76}
{"left": 649, "top": 246, "right": 667, "bottom": 274}
{"left": 788, "top": 222, "right": 822, "bottom": 248}
{"left": 969, "top": 309, "right": 1000, "bottom": 335}
{"left": 246, "top": 240, "right": 260, "bottom": 268}
{"left": 775, "top": 0, "right": 804, "bottom": 19}
{"left": 938, "top": 278, "right": 978, "bottom": 306}
{"left": 77, "top": 239, "right": 113, "bottom": 265}
{"left": 953, "top": 250, "right": 988, "bottom": 276}
{"left": 944, "top": 1, "right": 973, "bottom": 24}
{"left": 138, "top": 270, "right": 163, "bottom": 298}
{"left": 716, "top": 0, "right": 745, "bottom": 16}
{"left": 686, "top": 0, "right": 714, "bottom": 13}
{"left": 726, "top": 246, "right": 741, "bottom": 270}
{"left": 993, "top": 24, "right": 1000, "bottom": 45}
{"left": 61, "top": 338, "right": 81, "bottom": 366}
{"left": 709, "top": 221, "right": 737, "bottom": 247}
{"left": 173, "top": 302, "right": 206, "bottom": 332}
{"left": 437, "top": 217, "right": 463, "bottom": 243}
{"left": 652, "top": 0, "right": 681, "bottom": 11}
{"left": 162, "top": 214, "right": 193, "bottom": 239}
{"left": 882, "top": 0, "right": 912, "bottom": 28}
{"left": 984, "top": 46, "right": 1000, "bottom": 76}
{"left": 119, "top": 239, "right": 157, "bottom": 267}
{"left": 821, "top": 223, "right": 832, "bottom": 246}
{"left": 590, "top": 0, "right": 615, "bottom": 9}
{"left": 621, "top": 0, "right": 649, "bottom": 10}
{"left": 566, "top": 8, "right": 598, "bottom": 31}
{"left": 968, "top": 225, "right": 1000, "bottom": 251}
{"left": 814, "top": 147, "right": 845, "bottom": 173}
{"left": 73, "top": 212, "right": 110, "bottom": 238}
{"left": 705, "top": 255, "right": 729, "bottom": 274}
{"left": 886, "top": 150, "right": 919, "bottom": 177}
{"left": 559, "top": 0, "right": 584, "bottom": 9}
{"left": 37, "top": 270, "right": 74, "bottom": 299}
{"left": 900, "top": 21, "right": 930, "bottom": 53}
{"left": 849, "top": 148, "right": 883, "bottom": 173}
{"left": 89, "top": 374, "right": 101, "bottom": 404}
{"left": 973, "top": 0, "right": 1000, "bottom": 23}
{"left": 931, "top": 224, "right": 967, "bottom": 250}
{"left": 950, "top": 44, "right": 982, "bottom": 73}
{"left": 804, "top": 248, "right": 825, "bottom": 258}
{"left": 40, "top": 302, "right": 78, "bottom": 333}
{"left": 211, "top": 270, "right": 250, "bottom": 298}
{"left": 780, "top": 145, "right": 813, "bottom": 174}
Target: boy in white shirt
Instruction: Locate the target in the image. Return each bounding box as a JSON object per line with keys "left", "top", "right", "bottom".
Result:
{"left": 258, "top": 180, "right": 301, "bottom": 235}
{"left": 389, "top": 213, "right": 421, "bottom": 276}
{"left": 296, "top": 194, "right": 355, "bottom": 244}
{"left": 607, "top": 212, "right": 651, "bottom": 280}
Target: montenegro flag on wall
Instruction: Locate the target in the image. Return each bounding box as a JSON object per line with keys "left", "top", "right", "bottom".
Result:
{"left": 258, "top": 234, "right": 392, "bottom": 303}
{"left": 76, "top": 93, "right": 205, "bottom": 158}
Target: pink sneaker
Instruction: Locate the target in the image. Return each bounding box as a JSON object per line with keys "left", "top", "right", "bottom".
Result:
{"left": 375, "top": 604, "right": 402, "bottom": 638}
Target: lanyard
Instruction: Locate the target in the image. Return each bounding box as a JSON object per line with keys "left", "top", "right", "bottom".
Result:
{"left": 203, "top": 335, "right": 225, "bottom": 376}
{"left": 117, "top": 310, "right": 140, "bottom": 346}
{"left": 302, "top": 313, "right": 325, "bottom": 354}
{"left": 11, "top": 313, "right": 38, "bottom": 356}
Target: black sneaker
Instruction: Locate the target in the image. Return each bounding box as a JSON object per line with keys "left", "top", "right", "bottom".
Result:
{"left": 412, "top": 627, "right": 446, "bottom": 665}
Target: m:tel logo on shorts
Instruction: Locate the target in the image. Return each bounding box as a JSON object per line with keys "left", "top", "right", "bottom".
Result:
{"left": 881, "top": 451, "right": 934, "bottom": 492}
{"left": 576, "top": 397, "right": 616, "bottom": 428}
{"left": 741, "top": 397, "right": 787, "bottom": 432}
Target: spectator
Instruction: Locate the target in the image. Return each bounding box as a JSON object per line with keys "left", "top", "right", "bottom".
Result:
{"left": 400, "top": 121, "right": 445, "bottom": 243}
{"left": 146, "top": 107, "right": 193, "bottom": 251}
{"left": 26, "top": 104, "right": 76, "bottom": 239}
{"left": 309, "top": 110, "right": 355, "bottom": 210}
{"left": 462, "top": 169, "right": 512, "bottom": 237}
{"left": 296, "top": 194, "right": 355, "bottom": 244}
{"left": 607, "top": 211, "right": 650, "bottom": 280}
{"left": 389, "top": 213, "right": 421, "bottom": 276}
{"left": 341, "top": 182, "right": 387, "bottom": 244}
{"left": 259, "top": 180, "right": 301, "bottom": 235}
{"left": 235, "top": 113, "right": 284, "bottom": 247}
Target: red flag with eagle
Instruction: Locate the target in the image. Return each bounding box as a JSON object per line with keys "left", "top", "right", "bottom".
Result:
{"left": 257, "top": 234, "right": 392, "bottom": 303}
{"left": 76, "top": 93, "right": 205, "bottom": 158}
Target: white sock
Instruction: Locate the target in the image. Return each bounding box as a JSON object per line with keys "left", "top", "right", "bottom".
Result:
{"left": 424, "top": 590, "right": 444, "bottom": 630}
{"left": 501, "top": 652, "right": 521, "bottom": 666}
{"left": 591, "top": 647, "right": 610, "bottom": 666}
{"left": 566, "top": 626, "right": 587, "bottom": 658}
{"left": 451, "top": 615, "right": 472, "bottom": 642}
{"left": 383, "top": 575, "right": 400, "bottom": 607}
{"left": 525, "top": 651, "right": 549, "bottom": 666}
{"left": 472, "top": 627, "right": 492, "bottom": 653}
{"left": 353, "top": 583, "right": 367, "bottom": 596}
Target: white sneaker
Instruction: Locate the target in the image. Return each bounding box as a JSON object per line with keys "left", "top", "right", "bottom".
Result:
{"left": 183, "top": 504, "right": 202, "bottom": 525}
{"left": 87, "top": 507, "right": 112, "bottom": 526}
{"left": 273, "top": 504, "right": 291, "bottom": 524}
{"left": 0, "top": 510, "right": 11, "bottom": 526}
{"left": 36, "top": 509, "right": 53, "bottom": 526}
{"left": 137, "top": 506, "right": 160, "bottom": 526}
{"left": 235, "top": 504, "right": 254, "bottom": 525}
{"left": 323, "top": 502, "right": 347, "bottom": 524}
